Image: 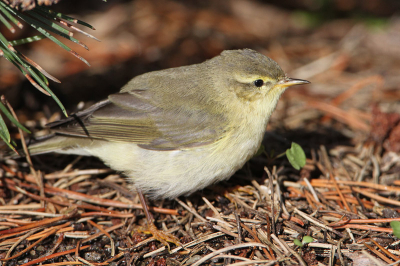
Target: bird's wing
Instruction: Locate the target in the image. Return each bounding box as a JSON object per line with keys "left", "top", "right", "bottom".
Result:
{"left": 48, "top": 91, "right": 229, "bottom": 150}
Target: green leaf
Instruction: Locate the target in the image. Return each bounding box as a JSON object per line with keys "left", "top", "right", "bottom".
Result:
{"left": 0, "top": 113, "right": 17, "bottom": 151}
{"left": 0, "top": 12, "right": 14, "bottom": 32}
{"left": 0, "top": 113, "right": 10, "bottom": 142}
{"left": 286, "top": 142, "right": 306, "bottom": 170}
{"left": 0, "top": 2, "right": 98, "bottom": 150}
{"left": 0, "top": 108, "right": 19, "bottom": 152}
{"left": 390, "top": 221, "right": 400, "bottom": 238}
{"left": 9, "top": 35, "right": 46, "bottom": 46}
{"left": 27, "top": 9, "right": 89, "bottom": 50}
{"left": 37, "top": 6, "right": 96, "bottom": 30}
{"left": 302, "top": 236, "right": 314, "bottom": 244}
{"left": 254, "top": 144, "right": 265, "bottom": 157}
{"left": 293, "top": 239, "right": 303, "bottom": 247}
{"left": 0, "top": 3, "right": 22, "bottom": 28}
{"left": 0, "top": 2, "right": 90, "bottom": 66}
{"left": 269, "top": 149, "right": 275, "bottom": 158}
{"left": 26, "top": 66, "right": 67, "bottom": 116}
{"left": 0, "top": 130, "right": 16, "bottom": 151}
{"left": 0, "top": 32, "right": 66, "bottom": 116}
{"left": 0, "top": 102, "right": 30, "bottom": 133}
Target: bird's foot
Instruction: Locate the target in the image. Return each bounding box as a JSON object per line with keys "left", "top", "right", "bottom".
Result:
{"left": 138, "top": 222, "right": 181, "bottom": 252}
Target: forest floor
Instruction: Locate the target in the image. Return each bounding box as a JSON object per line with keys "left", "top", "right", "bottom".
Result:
{"left": 1, "top": 0, "right": 400, "bottom": 265}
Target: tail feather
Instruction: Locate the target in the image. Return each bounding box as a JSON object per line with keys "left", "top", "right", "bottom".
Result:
{"left": 4, "top": 134, "right": 90, "bottom": 159}
{"left": 26, "top": 135, "right": 69, "bottom": 156}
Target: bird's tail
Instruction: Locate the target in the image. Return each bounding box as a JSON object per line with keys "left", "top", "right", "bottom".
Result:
{"left": 24, "top": 134, "right": 68, "bottom": 156}
{"left": 4, "top": 134, "right": 85, "bottom": 159}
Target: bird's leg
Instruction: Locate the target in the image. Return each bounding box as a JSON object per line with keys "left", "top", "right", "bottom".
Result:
{"left": 136, "top": 188, "right": 181, "bottom": 251}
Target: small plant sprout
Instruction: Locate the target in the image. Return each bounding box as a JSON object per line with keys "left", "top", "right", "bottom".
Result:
{"left": 390, "top": 221, "right": 400, "bottom": 238}
{"left": 294, "top": 235, "right": 314, "bottom": 248}
{"left": 286, "top": 142, "right": 306, "bottom": 170}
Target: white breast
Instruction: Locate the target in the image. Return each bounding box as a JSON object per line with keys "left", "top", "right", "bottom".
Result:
{"left": 81, "top": 93, "right": 280, "bottom": 199}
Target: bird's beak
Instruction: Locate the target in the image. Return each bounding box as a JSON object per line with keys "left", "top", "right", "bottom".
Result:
{"left": 276, "top": 78, "right": 310, "bottom": 89}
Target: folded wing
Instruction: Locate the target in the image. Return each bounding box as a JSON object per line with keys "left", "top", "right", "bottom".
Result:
{"left": 48, "top": 90, "right": 229, "bottom": 151}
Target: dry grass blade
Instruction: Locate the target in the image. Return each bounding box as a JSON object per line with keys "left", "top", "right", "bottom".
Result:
{"left": 191, "top": 242, "right": 271, "bottom": 266}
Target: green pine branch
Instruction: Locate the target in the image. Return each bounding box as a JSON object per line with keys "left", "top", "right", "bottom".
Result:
{"left": 0, "top": 1, "right": 98, "bottom": 150}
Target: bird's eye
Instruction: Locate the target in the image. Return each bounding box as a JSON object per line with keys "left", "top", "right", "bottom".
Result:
{"left": 254, "top": 79, "right": 264, "bottom": 87}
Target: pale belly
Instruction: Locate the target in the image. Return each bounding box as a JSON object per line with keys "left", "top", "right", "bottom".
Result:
{"left": 82, "top": 129, "right": 264, "bottom": 199}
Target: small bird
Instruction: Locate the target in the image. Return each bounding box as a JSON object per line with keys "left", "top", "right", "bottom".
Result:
{"left": 24, "top": 49, "right": 309, "bottom": 246}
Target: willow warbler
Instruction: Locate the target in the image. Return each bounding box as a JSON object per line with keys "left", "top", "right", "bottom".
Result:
{"left": 22, "top": 48, "right": 309, "bottom": 247}
{"left": 27, "top": 49, "right": 309, "bottom": 199}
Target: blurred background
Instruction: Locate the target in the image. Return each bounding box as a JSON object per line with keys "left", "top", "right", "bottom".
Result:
{"left": 2, "top": 2, "right": 400, "bottom": 264}
{"left": 1, "top": 0, "right": 400, "bottom": 153}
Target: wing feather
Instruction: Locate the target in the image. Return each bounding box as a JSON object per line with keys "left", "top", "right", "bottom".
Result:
{"left": 49, "top": 91, "right": 228, "bottom": 150}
